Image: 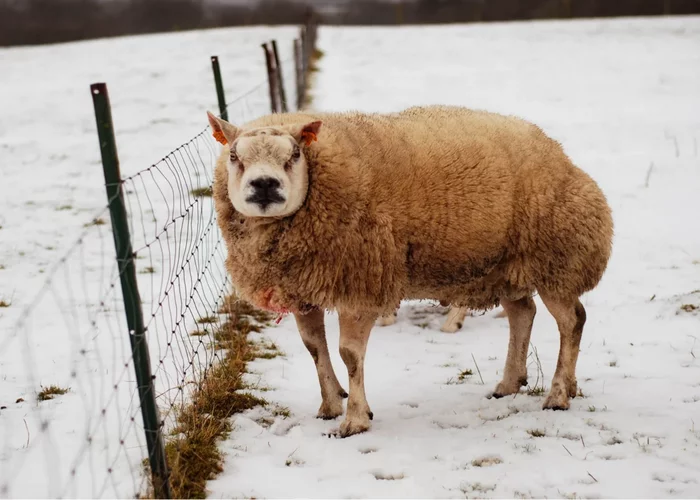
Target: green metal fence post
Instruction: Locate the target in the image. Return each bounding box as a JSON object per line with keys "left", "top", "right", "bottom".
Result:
{"left": 90, "top": 82, "right": 171, "bottom": 499}
{"left": 211, "top": 56, "right": 228, "bottom": 121}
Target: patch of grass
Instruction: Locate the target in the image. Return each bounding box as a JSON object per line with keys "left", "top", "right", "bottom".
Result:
{"left": 471, "top": 455, "right": 502, "bottom": 467}
{"left": 462, "top": 482, "right": 496, "bottom": 494}
{"left": 272, "top": 405, "right": 291, "bottom": 419}
{"left": 458, "top": 369, "right": 473, "bottom": 382}
{"left": 527, "top": 386, "right": 546, "bottom": 396}
{"left": 189, "top": 328, "right": 209, "bottom": 337}
{"left": 607, "top": 436, "right": 623, "bottom": 445}
{"left": 558, "top": 432, "right": 580, "bottom": 441}
{"left": 446, "top": 367, "right": 475, "bottom": 386}
{"left": 83, "top": 217, "right": 106, "bottom": 227}
{"left": 144, "top": 296, "right": 273, "bottom": 499}
{"left": 285, "top": 454, "right": 304, "bottom": 467}
{"left": 56, "top": 204, "right": 73, "bottom": 211}
{"left": 312, "top": 47, "right": 325, "bottom": 60}
{"left": 249, "top": 340, "right": 284, "bottom": 359}
{"left": 140, "top": 266, "right": 156, "bottom": 274}
{"left": 0, "top": 299, "right": 11, "bottom": 308}
{"left": 680, "top": 304, "right": 698, "bottom": 313}
{"left": 302, "top": 44, "right": 325, "bottom": 108}
{"left": 255, "top": 351, "right": 282, "bottom": 360}
{"left": 190, "top": 187, "right": 213, "bottom": 198}
{"left": 588, "top": 405, "right": 597, "bottom": 412}
{"left": 514, "top": 442, "right": 538, "bottom": 454}
{"left": 527, "top": 428, "right": 546, "bottom": 438}
{"left": 0, "top": 264, "right": 5, "bottom": 270}
{"left": 37, "top": 385, "right": 69, "bottom": 401}
{"left": 197, "top": 315, "right": 218, "bottom": 324}
{"left": 609, "top": 360, "right": 618, "bottom": 367}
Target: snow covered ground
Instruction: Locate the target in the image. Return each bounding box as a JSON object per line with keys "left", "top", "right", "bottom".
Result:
{"left": 1, "top": 15, "right": 699, "bottom": 500}
{"left": 0, "top": 26, "right": 296, "bottom": 498}
{"left": 206, "top": 17, "right": 700, "bottom": 499}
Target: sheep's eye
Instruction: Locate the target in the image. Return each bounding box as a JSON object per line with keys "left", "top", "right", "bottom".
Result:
{"left": 290, "top": 146, "right": 301, "bottom": 161}
{"left": 229, "top": 151, "right": 238, "bottom": 163}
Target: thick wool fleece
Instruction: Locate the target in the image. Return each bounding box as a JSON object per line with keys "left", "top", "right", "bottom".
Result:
{"left": 213, "top": 106, "right": 613, "bottom": 315}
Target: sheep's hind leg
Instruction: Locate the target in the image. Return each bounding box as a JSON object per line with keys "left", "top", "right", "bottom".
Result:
{"left": 441, "top": 306, "right": 468, "bottom": 333}
{"left": 337, "top": 311, "right": 376, "bottom": 437}
{"left": 491, "top": 296, "right": 536, "bottom": 398}
{"left": 294, "top": 310, "right": 347, "bottom": 419}
{"left": 540, "top": 295, "right": 586, "bottom": 410}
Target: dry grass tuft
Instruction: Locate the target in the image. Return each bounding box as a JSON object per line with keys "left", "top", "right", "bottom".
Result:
{"left": 458, "top": 369, "right": 473, "bottom": 381}
{"left": 83, "top": 217, "right": 106, "bottom": 227}
{"left": 37, "top": 385, "right": 69, "bottom": 401}
{"left": 527, "top": 428, "right": 546, "bottom": 438}
{"left": 302, "top": 45, "right": 324, "bottom": 108}
{"left": 526, "top": 386, "right": 546, "bottom": 396}
{"left": 471, "top": 455, "right": 503, "bottom": 467}
{"left": 144, "top": 296, "right": 274, "bottom": 499}
{"left": 190, "top": 187, "right": 213, "bottom": 198}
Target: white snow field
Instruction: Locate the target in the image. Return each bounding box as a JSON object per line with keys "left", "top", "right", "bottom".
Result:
{"left": 0, "top": 15, "right": 698, "bottom": 500}
{"left": 0, "top": 26, "right": 297, "bottom": 498}
{"left": 206, "top": 17, "right": 700, "bottom": 499}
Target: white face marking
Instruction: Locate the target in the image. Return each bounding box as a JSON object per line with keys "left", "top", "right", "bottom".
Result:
{"left": 226, "top": 129, "right": 309, "bottom": 218}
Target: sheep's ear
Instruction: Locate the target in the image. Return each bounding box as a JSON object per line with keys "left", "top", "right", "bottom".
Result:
{"left": 290, "top": 121, "right": 322, "bottom": 146}
{"left": 207, "top": 111, "right": 240, "bottom": 145}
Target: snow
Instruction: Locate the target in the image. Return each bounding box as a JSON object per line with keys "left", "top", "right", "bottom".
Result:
{"left": 0, "top": 26, "right": 297, "bottom": 498}
{"left": 207, "top": 17, "right": 700, "bottom": 499}
{"left": 0, "top": 15, "right": 698, "bottom": 500}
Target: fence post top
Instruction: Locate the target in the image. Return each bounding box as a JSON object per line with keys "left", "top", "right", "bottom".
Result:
{"left": 90, "top": 82, "right": 108, "bottom": 94}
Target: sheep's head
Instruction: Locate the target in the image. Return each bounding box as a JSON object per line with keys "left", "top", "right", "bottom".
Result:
{"left": 207, "top": 112, "right": 321, "bottom": 218}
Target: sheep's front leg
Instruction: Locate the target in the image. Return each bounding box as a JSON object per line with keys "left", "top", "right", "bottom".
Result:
{"left": 337, "top": 311, "right": 376, "bottom": 437}
{"left": 294, "top": 310, "right": 347, "bottom": 419}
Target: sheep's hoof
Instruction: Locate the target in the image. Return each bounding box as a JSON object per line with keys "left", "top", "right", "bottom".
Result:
{"left": 543, "top": 385, "right": 570, "bottom": 411}
{"left": 337, "top": 416, "right": 371, "bottom": 438}
{"left": 317, "top": 399, "right": 344, "bottom": 420}
{"left": 440, "top": 321, "right": 462, "bottom": 333}
{"left": 489, "top": 377, "right": 527, "bottom": 398}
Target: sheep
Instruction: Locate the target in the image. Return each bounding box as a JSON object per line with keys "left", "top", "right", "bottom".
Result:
{"left": 377, "top": 305, "right": 507, "bottom": 332}
{"left": 206, "top": 105, "right": 613, "bottom": 438}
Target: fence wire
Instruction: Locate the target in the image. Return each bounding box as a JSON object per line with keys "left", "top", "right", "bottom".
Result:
{"left": 0, "top": 40, "right": 303, "bottom": 497}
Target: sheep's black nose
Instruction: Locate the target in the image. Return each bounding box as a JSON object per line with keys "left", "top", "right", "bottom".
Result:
{"left": 247, "top": 176, "right": 284, "bottom": 210}
{"left": 250, "top": 177, "right": 280, "bottom": 191}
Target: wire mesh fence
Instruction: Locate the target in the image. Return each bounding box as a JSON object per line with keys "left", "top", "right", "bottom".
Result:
{"left": 0, "top": 18, "right": 317, "bottom": 499}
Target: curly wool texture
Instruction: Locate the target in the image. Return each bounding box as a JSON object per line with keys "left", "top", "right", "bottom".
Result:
{"left": 213, "top": 105, "right": 613, "bottom": 315}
